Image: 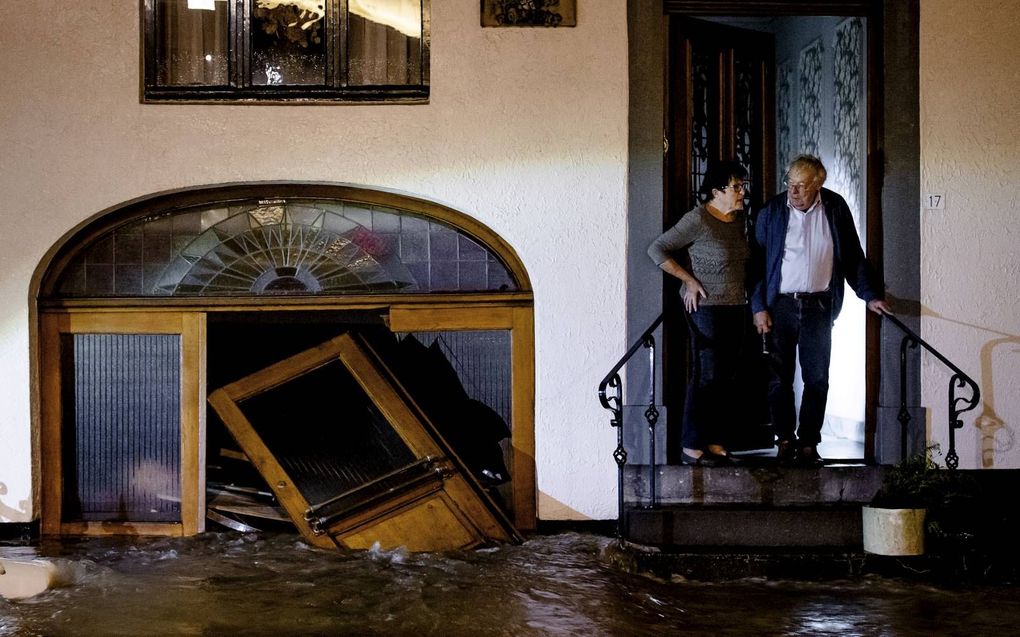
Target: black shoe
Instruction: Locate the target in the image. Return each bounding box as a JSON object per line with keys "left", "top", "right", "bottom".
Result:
{"left": 776, "top": 439, "right": 798, "bottom": 466}
{"left": 799, "top": 445, "right": 825, "bottom": 467}
{"left": 681, "top": 451, "right": 703, "bottom": 466}
{"left": 682, "top": 450, "right": 729, "bottom": 467}
{"left": 701, "top": 450, "right": 734, "bottom": 464}
{"left": 705, "top": 450, "right": 738, "bottom": 464}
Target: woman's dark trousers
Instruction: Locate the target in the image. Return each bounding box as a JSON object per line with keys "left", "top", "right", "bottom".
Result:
{"left": 683, "top": 305, "right": 746, "bottom": 450}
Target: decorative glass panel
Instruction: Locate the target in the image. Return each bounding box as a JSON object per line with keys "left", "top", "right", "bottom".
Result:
{"left": 395, "top": 330, "right": 513, "bottom": 488}
{"left": 776, "top": 60, "right": 793, "bottom": 190}
{"left": 833, "top": 18, "right": 865, "bottom": 224}
{"left": 733, "top": 53, "right": 758, "bottom": 206}
{"left": 348, "top": 0, "right": 423, "bottom": 85}
{"left": 251, "top": 0, "right": 328, "bottom": 86}
{"left": 690, "top": 50, "right": 713, "bottom": 209}
{"left": 155, "top": 0, "right": 229, "bottom": 86}
{"left": 400, "top": 331, "right": 512, "bottom": 425}
{"left": 55, "top": 200, "right": 518, "bottom": 297}
{"left": 798, "top": 38, "right": 823, "bottom": 157}
{"left": 61, "top": 334, "right": 182, "bottom": 523}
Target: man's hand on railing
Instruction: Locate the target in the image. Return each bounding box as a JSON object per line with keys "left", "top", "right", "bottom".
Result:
{"left": 868, "top": 298, "right": 892, "bottom": 315}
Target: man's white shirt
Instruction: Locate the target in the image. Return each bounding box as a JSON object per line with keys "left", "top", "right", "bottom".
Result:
{"left": 779, "top": 195, "right": 833, "bottom": 294}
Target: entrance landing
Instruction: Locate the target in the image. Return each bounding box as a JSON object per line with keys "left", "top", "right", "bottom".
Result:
{"left": 623, "top": 464, "right": 886, "bottom": 549}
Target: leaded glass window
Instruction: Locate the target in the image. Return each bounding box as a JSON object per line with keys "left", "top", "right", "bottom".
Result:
{"left": 689, "top": 50, "right": 713, "bottom": 209}
{"left": 733, "top": 52, "right": 759, "bottom": 207}
{"left": 54, "top": 200, "right": 517, "bottom": 297}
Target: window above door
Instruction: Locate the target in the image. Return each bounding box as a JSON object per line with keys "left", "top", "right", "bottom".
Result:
{"left": 142, "top": 0, "right": 430, "bottom": 103}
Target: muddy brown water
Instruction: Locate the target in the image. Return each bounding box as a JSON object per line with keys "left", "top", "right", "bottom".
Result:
{"left": 2, "top": 532, "right": 1018, "bottom": 636}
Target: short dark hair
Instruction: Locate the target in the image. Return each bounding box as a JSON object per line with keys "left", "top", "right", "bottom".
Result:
{"left": 698, "top": 160, "right": 748, "bottom": 201}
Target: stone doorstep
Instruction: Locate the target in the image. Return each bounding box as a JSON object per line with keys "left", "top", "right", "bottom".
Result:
{"left": 602, "top": 541, "right": 943, "bottom": 582}
{"left": 604, "top": 540, "right": 1018, "bottom": 584}
{"left": 603, "top": 542, "right": 869, "bottom": 582}
{"left": 624, "top": 464, "right": 888, "bottom": 507}
{"left": 626, "top": 505, "right": 864, "bottom": 549}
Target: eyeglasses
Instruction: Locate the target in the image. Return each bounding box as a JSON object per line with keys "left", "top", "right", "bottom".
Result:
{"left": 720, "top": 182, "right": 750, "bottom": 194}
{"left": 783, "top": 180, "right": 815, "bottom": 192}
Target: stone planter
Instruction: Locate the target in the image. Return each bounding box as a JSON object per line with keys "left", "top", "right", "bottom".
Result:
{"left": 861, "top": 506, "right": 926, "bottom": 556}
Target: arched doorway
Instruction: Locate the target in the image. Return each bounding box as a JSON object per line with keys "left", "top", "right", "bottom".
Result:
{"left": 32, "top": 183, "right": 536, "bottom": 538}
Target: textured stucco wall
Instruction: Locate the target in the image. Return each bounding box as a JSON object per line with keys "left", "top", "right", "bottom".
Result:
{"left": 920, "top": 0, "right": 1020, "bottom": 468}
{"left": 0, "top": 1, "right": 629, "bottom": 522}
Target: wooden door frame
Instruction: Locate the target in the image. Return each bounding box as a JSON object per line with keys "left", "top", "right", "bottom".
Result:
{"left": 30, "top": 183, "right": 538, "bottom": 533}
{"left": 662, "top": 0, "right": 884, "bottom": 462}
{"left": 39, "top": 310, "right": 207, "bottom": 536}
{"left": 665, "top": 16, "right": 776, "bottom": 221}
{"left": 36, "top": 299, "right": 537, "bottom": 534}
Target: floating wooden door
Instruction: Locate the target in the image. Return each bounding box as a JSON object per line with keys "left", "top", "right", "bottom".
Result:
{"left": 208, "top": 331, "right": 520, "bottom": 552}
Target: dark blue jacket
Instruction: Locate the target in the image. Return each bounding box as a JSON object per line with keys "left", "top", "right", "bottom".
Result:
{"left": 749, "top": 188, "right": 883, "bottom": 319}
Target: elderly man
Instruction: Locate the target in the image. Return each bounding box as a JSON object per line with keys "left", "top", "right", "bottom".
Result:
{"left": 750, "top": 154, "right": 890, "bottom": 466}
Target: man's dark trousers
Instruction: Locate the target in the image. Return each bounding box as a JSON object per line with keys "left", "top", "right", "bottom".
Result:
{"left": 766, "top": 292, "right": 834, "bottom": 446}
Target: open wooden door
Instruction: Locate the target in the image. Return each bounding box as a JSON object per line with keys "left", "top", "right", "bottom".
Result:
{"left": 663, "top": 17, "right": 776, "bottom": 457}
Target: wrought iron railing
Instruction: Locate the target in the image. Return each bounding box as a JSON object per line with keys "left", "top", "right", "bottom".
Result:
{"left": 883, "top": 311, "right": 980, "bottom": 469}
{"left": 597, "top": 314, "right": 663, "bottom": 539}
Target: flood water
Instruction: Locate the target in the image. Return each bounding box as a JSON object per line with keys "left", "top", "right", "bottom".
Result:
{"left": 2, "top": 532, "right": 1019, "bottom": 636}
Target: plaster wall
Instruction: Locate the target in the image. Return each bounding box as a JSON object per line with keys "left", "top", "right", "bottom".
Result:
{"left": 920, "top": 0, "right": 1020, "bottom": 469}
{"left": 0, "top": 1, "right": 630, "bottom": 522}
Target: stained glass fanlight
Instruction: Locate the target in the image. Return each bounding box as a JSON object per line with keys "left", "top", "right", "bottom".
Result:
{"left": 53, "top": 198, "right": 518, "bottom": 297}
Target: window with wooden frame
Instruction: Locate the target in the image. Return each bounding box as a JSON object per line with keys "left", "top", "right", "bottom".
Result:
{"left": 39, "top": 312, "right": 206, "bottom": 536}
{"left": 143, "top": 0, "right": 430, "bottom": 103}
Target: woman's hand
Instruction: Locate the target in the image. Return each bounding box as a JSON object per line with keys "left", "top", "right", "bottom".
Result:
{"left": 753, "top": 310, "right": 772, "bottom": 334}
{"left": 683, "top": 279, "right": 707, "bottom": 312}
{"left": 655, "top": 258, "right": 706, "bottom": 312}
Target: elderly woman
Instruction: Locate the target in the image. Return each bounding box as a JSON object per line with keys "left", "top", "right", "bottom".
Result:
{"left": 648, "top": 160, "right": 750, "bottom": 466}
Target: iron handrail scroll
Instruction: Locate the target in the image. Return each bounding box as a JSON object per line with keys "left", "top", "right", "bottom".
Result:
{"left": 598, "top": 313, "right": 663, "bottom": 539}
{"left": 883, "top": 311, "right": 980, "bottom": 469}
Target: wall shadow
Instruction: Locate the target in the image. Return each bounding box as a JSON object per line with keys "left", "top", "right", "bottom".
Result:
{"left": 0, "top": 482, "right": 30, "bottom": 523}
{"left": 914, "top": 302, "right": 1018, "bottom": 468}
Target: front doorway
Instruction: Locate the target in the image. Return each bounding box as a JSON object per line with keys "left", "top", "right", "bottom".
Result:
{"left": 661, "top": 6, "right": 876, "bottom": 462}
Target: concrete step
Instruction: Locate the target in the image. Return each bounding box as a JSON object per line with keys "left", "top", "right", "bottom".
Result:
{"left": 615, "top": 469, "right": 1020, "bottom": 581}
{"left": 622, "top": 464, "right": 884, "bottom": 549}
{"left": 603, "top": 542, "right": 872, "bottom": 581}
{"left": 624, "top": 463, "right": 887, "bottom": 507}
{"left": 625, "top": 504, "right": 863, "bottom": 548}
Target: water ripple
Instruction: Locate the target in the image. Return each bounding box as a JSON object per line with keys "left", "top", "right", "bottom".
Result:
{"left": 1, "top": 532, "right": 1018, "bottom": 636}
